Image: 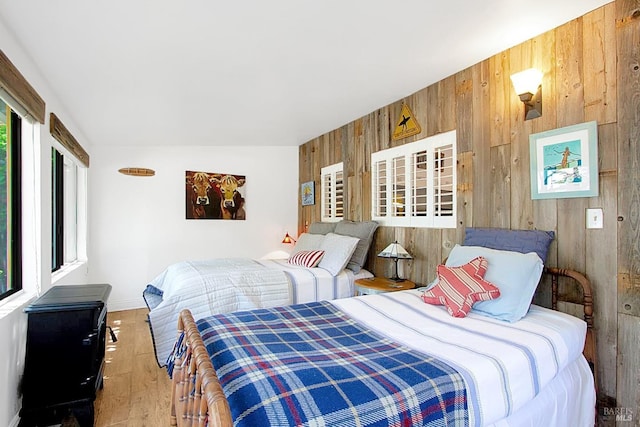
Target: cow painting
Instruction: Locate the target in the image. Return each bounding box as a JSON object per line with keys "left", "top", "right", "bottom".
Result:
{"left": 211, "top": 174, "right": 246, "bottom": 220}
{"left": 185, "top": 171, "right": 246, "bottom": 220}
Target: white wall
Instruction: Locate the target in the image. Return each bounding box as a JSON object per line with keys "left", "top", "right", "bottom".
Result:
{"left": 87, "top": 144, "right": 299, "bottom": 311}
{"left": 0, "top": 20, "right": 92, "bottom": 427}
{"left": 0, "top": 18, "right": 299, "bottom": 425}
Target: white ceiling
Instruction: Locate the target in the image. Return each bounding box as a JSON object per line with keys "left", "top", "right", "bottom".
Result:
{"left": 0, "top": 1, "right": 609, "bottom": 148}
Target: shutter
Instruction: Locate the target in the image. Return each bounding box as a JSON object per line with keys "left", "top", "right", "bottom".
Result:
{"left": 411, "top": 150, "right": 428, "bottom": 217}
{"left": 392, "top": 156, "right": 406, "bottom": 217}
{"left": 373, "top": 159, "right": 387, "bottom": 217}
{"left": 434, "top": 144, "right": 454, "bottom": 217}
{"left": 335, "top": 170, "right": 344, "bottom": 219}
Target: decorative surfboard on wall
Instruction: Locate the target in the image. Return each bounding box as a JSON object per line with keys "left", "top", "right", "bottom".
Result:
{"left": 392, "top": 103, "right": 422, "bottom": 141}
{"left": 118, "top": 167, "right": 155, "bottom": 177}
{"left": 185, "top": 170, "right": 246, "bottom": 220}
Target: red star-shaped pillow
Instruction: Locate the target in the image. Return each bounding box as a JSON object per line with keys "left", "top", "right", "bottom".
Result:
{"left": 422, "top": 256, "right": 500, "bottom": 318}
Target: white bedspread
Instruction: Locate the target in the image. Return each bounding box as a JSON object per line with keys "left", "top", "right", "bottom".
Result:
{"left": 148, "top": 258, "right": 371, "bottom": 365}
{"left": 331, "top": 290, "right": 591, "bottom": 427}
{"left": 148, "top": 258, "right": 291, "bottom": 365}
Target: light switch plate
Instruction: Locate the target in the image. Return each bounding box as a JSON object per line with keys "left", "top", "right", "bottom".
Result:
{"left": 586, "top": 208, "right": 603, "bottom": 229}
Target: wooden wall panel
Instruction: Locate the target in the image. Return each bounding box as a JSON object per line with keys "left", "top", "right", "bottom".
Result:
{"left": 425, "top": 84, "right": 441, "bottom": 137}
{"left": 410, "top": 87, "right": 429, "bottom": 143}
{"left": 471, "top": 61, "right": 492, "bottom": 227}
{"left": 617, "top": 314, "right": 640, "bottom": 418}
{"left": 489, "top": 52, "right": 511, "bottom": 147}
{"left": 616, "top": 0, "right": 640, "bottom": 316}
{"left": 556, "top": 18, "right": 586, "bottom": 127}
{"left": 298, "top": 1, "right": 638, "bottom": 412}
{"left": 489, "top": 145, "right": 511, "bottom": 228}
{"left": 587, "top": 173, "right": 618, "bottom": 401}
{"left": 440, "top": 76, "right": 457, "bottom": 133}
{"left": 457, "top": 151, "right": 473, "bottom": 240}
{"left": 455, "top": 68, "right": 473, "bottom": 153}
{"left": 583, "top": 2, "right": 618, "bottom": 125}
{"left": 616, "top": 0, "right": 640, "bottom": 414}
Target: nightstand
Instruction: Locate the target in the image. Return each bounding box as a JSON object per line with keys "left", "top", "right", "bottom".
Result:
{"left": 355, "top": 277, "right": 415, "bottom": 296}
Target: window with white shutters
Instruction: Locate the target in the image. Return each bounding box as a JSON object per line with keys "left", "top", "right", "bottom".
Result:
{"left": 321, "top": 162, "right": 344, "bottom": 222}
{"left": 371, "top": 131, "right": 456, "bottom": 228}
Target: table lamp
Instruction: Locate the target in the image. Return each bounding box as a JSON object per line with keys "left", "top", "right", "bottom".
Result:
{"left": 377, "top": 241, "right": 412, "bottom": 281}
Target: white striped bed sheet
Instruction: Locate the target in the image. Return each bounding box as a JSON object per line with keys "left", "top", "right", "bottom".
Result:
{"left": 489, "top": 356, "right": 595, "bottom": 427}
{"left": 331, "top": 289, "right": 592, "bottom": 427}
{"left": 257, "top": 259, "right": 373, "bottom": 303}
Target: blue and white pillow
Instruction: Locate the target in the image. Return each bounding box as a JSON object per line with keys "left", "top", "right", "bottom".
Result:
{"left": 444, "top": 244, "right": 544, "bottom": 322}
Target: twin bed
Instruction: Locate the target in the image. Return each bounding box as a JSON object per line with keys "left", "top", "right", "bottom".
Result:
{"left": 144, "top": 258, "right": 373, "bottom": 365}
{"left": 145, "top": 225, "right": 597, "bottom": 427}
{"left": 144, "top": 220, "right": 378, "bottom": 366}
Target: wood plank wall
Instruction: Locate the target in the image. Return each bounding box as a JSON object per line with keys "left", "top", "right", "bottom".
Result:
{"left": 298, "top": 1, "right": 640, "bottom": 422}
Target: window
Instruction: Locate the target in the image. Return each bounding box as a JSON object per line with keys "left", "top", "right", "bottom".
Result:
{"left": 321, "top": 162, "right": 344, "bottom": 222}
{"left": 0, "top": 98, "right": 22, "bottom": 301}
{"left": 51, "top": 147, "right": 81, "bottom": 272}
{"left": 372, "top": 130, "right": 456, "bottom": 228}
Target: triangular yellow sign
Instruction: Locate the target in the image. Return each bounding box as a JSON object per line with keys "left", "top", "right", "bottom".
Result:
{"left": 392, "top": 104, "right": 421, "bottom": 140}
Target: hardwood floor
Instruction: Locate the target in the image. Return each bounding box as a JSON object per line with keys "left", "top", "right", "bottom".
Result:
{"left": 93, "top": 308, "right": 172, "bottom": 426}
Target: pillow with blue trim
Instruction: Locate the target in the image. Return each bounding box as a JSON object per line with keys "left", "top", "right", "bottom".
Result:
{"left": 445, "top": 244, "right": 544, "bottom": 322}
{"left": 463, "top": 227, "right": 555, "bottom": 263}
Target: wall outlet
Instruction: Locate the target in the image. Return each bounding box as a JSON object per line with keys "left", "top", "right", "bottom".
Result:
{"left": 586, "top": 208, "right": 603, "bottom": 229}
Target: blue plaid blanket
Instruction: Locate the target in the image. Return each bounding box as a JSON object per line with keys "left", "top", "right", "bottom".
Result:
{"left": 196, "top": 301, "right": 468, "bottom": 427}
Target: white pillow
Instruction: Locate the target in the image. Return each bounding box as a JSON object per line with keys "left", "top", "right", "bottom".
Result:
{"left": 317, "top": 233, "right": 360, "bottom": 276}
{"left": 444, "top": 244, "right": 543, "bottom": 322}
{"left": 293, "top": 233, "right": 325, "bottom": 253}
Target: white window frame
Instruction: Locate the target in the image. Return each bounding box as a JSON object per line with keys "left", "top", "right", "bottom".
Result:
{"left": 371, "top": 130, "right": 456, "bottom": 228}
{"left": 320, "top": 162, "right": 344, "bottom": 222}
{"left": 51, "top": 142, "right": 87, "bottom": 277}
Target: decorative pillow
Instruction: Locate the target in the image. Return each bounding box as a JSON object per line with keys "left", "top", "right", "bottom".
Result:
{"left": 308, "top": 222, "right": 338, "bottom": 235}
{"left": 317, "top": 233, "right": 360, "bottom": 276}
{"left": 445, "top": 244, "right": 544, "bottom": 322}
{"left": 422, "top": 257, "right": 500, "bottom": 318}
{"left": 288, "top": 250, "right": 325, "bottom": 268}
{"left": 463, "top": 227, "right": 555, "bottom": 263}
{"left": 293, "top": 233, "right": 326, "bottom": 252}
{"left": 334, "top": 220, "right": 379, "bottom": 273}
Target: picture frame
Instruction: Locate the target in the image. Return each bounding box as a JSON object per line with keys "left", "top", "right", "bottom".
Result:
{"left": 301, "top": 181, "right": 315, "bottom": 206}
{"left": 529, "top": 121, "right": 598, "bottom": 200}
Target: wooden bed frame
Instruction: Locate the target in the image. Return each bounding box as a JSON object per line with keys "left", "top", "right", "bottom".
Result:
{"left": 169, "top": 267, "right": 596, "bottom": 427}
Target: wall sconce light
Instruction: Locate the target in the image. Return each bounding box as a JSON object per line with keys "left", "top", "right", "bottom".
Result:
{"left": 510, "top": 68, "right": 543, "bottom": 120}
{"left": 282, "top": 232, "right": 296, "bottom": 244}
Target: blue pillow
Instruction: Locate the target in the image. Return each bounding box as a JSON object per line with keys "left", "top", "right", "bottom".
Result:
{"left": 445, "top": 244, "right": 544, "bottom": 322}
{"left": 463, "top": 227, "right": 555, "bottom": 263}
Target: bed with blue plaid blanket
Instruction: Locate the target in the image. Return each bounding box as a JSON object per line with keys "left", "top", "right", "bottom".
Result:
{"left": 196, "top": 301, "right": 468, "bottom": 427}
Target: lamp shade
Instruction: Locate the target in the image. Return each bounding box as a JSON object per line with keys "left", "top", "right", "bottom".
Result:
{"left": 377, "top": 241, "right": 412, "bottom": 259}
{"left": 282, "top": 232, "right": 296, "bottom": 244}
{"left": 510, "top": 68, "right": 543, "bottom": 95}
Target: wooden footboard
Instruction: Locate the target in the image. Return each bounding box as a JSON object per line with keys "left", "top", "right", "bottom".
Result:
{"left": 170, "top": 268, "right": 596, "bottom": 426}
{"left": 170, "top": 309, "right": 233, "bottom": 427}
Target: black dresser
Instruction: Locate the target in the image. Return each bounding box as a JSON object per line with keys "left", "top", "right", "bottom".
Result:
{"left": 19, "top": 284, "right": 112, "bottom": 427}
